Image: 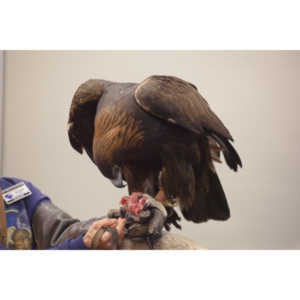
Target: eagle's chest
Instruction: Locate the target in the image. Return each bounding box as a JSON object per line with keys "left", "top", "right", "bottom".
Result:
{"left": 93, "top": 101, "right": 151, "bottom": 169}
{"left": 93, "top": 84, "right": 191, "bottom": 168}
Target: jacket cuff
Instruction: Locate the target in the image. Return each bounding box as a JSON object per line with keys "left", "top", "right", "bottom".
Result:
{"left": 68, "top": 233, "right": 88, "bottom": 250}
{"left": 0, "top": 243, "right": 9, "bottom": 250}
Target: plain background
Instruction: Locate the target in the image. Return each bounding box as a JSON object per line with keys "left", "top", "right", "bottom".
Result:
{"left": 1, "top": 50, "right": 300, "bottom": 249}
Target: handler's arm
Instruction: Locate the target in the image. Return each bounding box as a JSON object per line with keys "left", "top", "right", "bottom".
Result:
{"left": 32, "top": 200, "right": 103, "bottom": 249}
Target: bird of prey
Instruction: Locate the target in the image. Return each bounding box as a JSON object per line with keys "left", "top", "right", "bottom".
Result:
{"left": 68, "top": 75, "right": 242, "bottom": 224}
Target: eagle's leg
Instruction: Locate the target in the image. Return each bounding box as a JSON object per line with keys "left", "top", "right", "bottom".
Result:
{"left": 122, "top": 165, "right": 158, "bottom": 197}
{"left": 158, "top": 143, "right": 202, "bottom": 228}
{"left": 122, "top": 165, "right": 182, "bottom": 233}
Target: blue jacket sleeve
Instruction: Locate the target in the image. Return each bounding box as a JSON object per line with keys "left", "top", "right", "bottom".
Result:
{"left": 48, "top": 233, "right": 88, "bottom": 250}
{"left": 0, "top": 244, "right": 8, "bottom": 250}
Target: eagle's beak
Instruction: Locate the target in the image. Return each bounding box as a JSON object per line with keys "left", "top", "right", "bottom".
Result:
{"left": 111, "top": 165, "right": 126, "bottom": 188}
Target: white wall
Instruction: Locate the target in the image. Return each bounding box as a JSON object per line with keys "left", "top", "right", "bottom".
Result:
{"left": 3, "top": 51, "right": 300, "bottom": 249}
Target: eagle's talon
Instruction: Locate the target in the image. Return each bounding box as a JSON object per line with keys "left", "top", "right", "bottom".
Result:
{"left": 164, "top": 223, "right": 171, "bottom": 231}
{"left": 173, "top": 221, "right": 182, "bottom": 230}
{"left": 146, "top": 236, "right": 154, "bottom": 249}
{"left": 165, "top": 206, "right": 182, "bottom": 230}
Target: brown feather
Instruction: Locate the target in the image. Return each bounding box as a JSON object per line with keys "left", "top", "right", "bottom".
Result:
{"left": 135, "top": 75, "right": 233, "bottom": 140}
{"left": 93, "top": 107, "right": 144, "bottom": 176}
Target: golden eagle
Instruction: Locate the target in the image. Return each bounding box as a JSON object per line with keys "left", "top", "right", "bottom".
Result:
{"left": 68, "top": 75, "right": 242, "bottom": 224}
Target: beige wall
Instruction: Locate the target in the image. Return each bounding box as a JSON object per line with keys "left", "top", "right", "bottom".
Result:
{"left": 3, "top": 51, "right": 300, "bottom": 249}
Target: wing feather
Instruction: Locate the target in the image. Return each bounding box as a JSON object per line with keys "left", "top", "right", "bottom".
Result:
{"left": 68, "top": 79, "right": 104, "bottom": 160}
{"left": 135, "top": 75, "right": 233, "bottom": 140}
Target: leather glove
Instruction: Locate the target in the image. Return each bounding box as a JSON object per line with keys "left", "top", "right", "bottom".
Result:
{"left": 108, "top": 193, "right": 168, "bottom": 249}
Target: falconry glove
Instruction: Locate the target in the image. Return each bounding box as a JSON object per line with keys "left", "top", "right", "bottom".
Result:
{"left": 107, "top": 193, "right": 168, "bottom": 248}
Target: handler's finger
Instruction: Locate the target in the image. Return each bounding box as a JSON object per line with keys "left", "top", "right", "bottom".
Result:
{"left": 116, "top": 218, "right": 126, "bottom": 232}
{"left": 91, "top": 219, "right": 116, "bottom": 235}
{"left": 87, "top": 219, "right": 116, "bottom": 243}
{"left": 116, "top": 218, "right": 126, "bottom": 242}
{"left": 101, "top": 231, "right": 111, "bottom": 244}
{"left": 97, "top": 218, "right": 117, "bottom": 228}
{"left": 84, "top": 219, "right": 117, "bottom": 248}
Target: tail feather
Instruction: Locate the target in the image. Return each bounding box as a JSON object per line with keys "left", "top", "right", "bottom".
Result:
{"left": 182, "top": 168, "right": 230, "bottom": 223}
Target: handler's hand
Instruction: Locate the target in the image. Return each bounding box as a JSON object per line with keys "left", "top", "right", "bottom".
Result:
{"left": 83, "top": 218, "right": 126, "bottom": 249}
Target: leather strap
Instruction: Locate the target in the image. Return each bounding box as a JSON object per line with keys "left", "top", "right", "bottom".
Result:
{"left": 0, "top": 189, "right": 7, "bottom": 247}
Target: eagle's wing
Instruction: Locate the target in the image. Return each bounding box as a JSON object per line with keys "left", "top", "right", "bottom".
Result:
{"left": 68, "top": 79, "right": 104, "bottom": 161}
{"left": 135, "top": 75, "right": 242, "bottom": 170}
{"left": 135, "top": 75, "right": 232, "bottom": 140}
